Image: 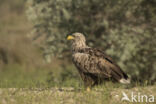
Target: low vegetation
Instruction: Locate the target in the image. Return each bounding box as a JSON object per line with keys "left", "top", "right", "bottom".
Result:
{"left": 0, "top": 85, "right": 156, "bottom": 104}
{"left": 0, "top": 0, "right": 155, "bottom": 104}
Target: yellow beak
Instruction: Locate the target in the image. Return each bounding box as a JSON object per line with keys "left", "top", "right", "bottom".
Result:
{"left": 67, "top": 35, "right": 74, "bottom": 40}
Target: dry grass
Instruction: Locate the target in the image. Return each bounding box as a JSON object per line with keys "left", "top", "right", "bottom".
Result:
{"left": 0, "top": 1, "right": 155, "bottom": 104}
{"left": 0, "top": 85, "right": 155, "bottom": 104}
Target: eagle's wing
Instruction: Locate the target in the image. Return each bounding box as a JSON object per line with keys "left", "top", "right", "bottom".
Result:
{"left": 73, "top": 48, "right": 129, "bottom": 82}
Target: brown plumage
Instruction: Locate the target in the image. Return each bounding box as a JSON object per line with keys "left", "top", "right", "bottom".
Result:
{"left": 67, "top": 33, "right": 130, "bottom": 87}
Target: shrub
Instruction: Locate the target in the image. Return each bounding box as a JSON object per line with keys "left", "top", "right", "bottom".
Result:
{"left": 26, "top": 0, "right": 156, "bottom": 84}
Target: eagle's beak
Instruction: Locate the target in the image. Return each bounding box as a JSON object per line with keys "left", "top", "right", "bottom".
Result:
{"left": 67, "top": 35, "right": 74, "bottom": 40}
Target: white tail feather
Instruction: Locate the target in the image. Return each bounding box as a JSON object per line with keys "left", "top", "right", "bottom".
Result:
{"left": 119, "top": 78, "right": 131, "bottom": 84}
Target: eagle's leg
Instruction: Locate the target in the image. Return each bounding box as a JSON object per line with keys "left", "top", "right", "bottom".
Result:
{"left": 84, "top": 76, "right": 95, "bottom": 92}
{"left": 78, "top": 71, "right": 95, "bottom": 91}
{"left": 85, "top": 82, "right": 94, "bottom": 92}
{"left": 86, "top": 87, "right": 91, "bottom": 92}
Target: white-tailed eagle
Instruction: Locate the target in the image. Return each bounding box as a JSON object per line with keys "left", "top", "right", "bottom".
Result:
{"left": 67, "top": 33, "right": 130, "bottom": 88}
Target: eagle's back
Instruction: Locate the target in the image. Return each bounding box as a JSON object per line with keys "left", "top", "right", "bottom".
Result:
{"left": 72, "top": 47, "right": 130, "bottom": 84}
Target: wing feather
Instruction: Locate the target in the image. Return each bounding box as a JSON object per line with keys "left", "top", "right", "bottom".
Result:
{"left": 73, "top": 48, "right": 128, "bottom": 81}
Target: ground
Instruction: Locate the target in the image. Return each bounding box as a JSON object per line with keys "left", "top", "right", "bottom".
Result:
{"left": 0, "top": 85, "right": 156, "bottom": 104}
{"left": 0, "top": 1, "right": 155, "bottom": 104}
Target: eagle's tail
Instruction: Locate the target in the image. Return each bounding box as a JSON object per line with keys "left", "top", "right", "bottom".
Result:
{"left": 119, "top": 78, "right": 131, "bottom": 84}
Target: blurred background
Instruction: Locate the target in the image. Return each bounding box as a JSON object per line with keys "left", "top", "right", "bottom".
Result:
{"left": 0, "top": 0, "right": 155, "bottom": 88}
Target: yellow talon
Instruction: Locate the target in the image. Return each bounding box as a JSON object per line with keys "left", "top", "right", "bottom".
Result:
{"left": 87, "top": 87, "right": 91, "bottom": 92}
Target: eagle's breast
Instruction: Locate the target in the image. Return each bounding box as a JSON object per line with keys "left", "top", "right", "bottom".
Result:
{"left": 72, "top": 53, "right": 88, "bottom": 71}
{"left": 72, "top": 52, "right": 100, "bottom": 73}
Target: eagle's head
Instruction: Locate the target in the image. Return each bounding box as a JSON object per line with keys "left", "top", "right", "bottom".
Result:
{"left": 67, "top": 32, "right": 87, "bottom": 51}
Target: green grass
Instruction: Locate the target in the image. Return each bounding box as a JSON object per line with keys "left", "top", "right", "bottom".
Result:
{"left": 0, "top": 64, "right": 155, "bottom": 104}
{"left": 0, "top": 64, "right": 81, "bottom": 88}
{"left": 0, "top": 1, "right": 155, "bottom": 104}
{"left": 0, "top": 64, "right": 48, "bottom": 88}
{"left": 0, "top": 85, "right": 155, "bottom": 104}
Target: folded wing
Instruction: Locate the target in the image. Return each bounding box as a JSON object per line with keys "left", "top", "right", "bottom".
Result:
{"left": 72, "top": 48, "right": 130, "bottom": 83}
